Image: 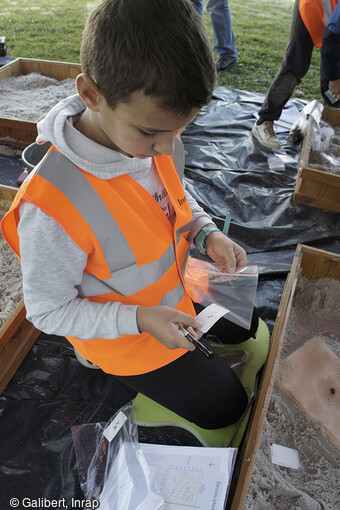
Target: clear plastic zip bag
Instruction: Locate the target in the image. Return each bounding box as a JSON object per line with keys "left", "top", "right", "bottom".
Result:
{"left": 185, "top": 257, "right": 258, "bottom": 330}
{"left": 71, "top": 403, "right": 164, "bottom": 510}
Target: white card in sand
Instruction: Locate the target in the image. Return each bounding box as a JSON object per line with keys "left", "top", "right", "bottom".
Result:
{"left": 271, "top": 444, "right": 300, "bottom": 469}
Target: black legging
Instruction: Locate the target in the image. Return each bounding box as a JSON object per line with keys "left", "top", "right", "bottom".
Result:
{"left": 114, "top": 307, "right": 259, "bottom": 429}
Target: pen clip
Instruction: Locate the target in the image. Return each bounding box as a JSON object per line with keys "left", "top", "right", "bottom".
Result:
{"left": 177, "top": 324, "right": 214, "bottom": 360}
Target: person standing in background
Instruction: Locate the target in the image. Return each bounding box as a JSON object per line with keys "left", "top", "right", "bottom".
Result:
{"left": 252, "top": 0, "right": 339, "bottom": 150}
{"left": 191, "top": 0, "right": 238, "bottom": 71}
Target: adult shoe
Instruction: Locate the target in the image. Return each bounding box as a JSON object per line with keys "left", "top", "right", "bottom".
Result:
{"left": 252, "top": 120, "right": 281, "bottom": 149}
{"left": 215, "top": 56, "right": 237, "bottom": 72}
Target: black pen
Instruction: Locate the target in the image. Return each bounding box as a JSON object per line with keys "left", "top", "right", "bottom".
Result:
{"left": 177, "top": 324, "right": 214, "bottom": 360}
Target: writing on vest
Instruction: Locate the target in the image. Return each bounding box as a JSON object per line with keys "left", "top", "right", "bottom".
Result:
{"left": 177, "top": 195, "right": 187, "bottom": 206}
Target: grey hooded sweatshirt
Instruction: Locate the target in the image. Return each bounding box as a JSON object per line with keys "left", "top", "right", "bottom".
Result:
{"left": 17, "top": 94, "right": 212, "bottom": 342}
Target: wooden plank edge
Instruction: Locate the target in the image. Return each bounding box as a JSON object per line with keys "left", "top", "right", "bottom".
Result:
{"left": 0, "top": 321, "right": 40, "bottom": 394}
{"left": 0, "top": 58, "right": 22, "bottom": 79}
{"left": 293, "top": 192, "right": 340, "bottom": 213}
{"left": 0, "top": 298, "right": 27, "bottom": 351}
{"left": 299, "top": 165, "right": 340, "bottom": 187}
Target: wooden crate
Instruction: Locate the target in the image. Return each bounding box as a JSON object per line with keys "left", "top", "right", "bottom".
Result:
{"left": 0, "top": 57, "right": 81, "bottom": 146}
{"left": 229, "top": 243, "right": 340, "bottom": 509}
{"left": 293, "top": 106, "right": 340, "bottom": 213}
{"left": 0, "top": 184, "right": 40, "bottom": 394}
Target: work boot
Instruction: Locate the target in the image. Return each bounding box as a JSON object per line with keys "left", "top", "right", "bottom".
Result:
{"left": 252, "top": 120, "right": 281, "bottom": 149}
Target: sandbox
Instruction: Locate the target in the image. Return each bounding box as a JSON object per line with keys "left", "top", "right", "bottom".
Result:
{"left": 245, "top": 244, "right": 340, "bottom": 510}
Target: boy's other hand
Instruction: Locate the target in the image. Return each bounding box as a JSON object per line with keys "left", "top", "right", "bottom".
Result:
{"left": 136, "top": 306, "right": 203, "bottom": 351}
{"left": 205, "top": 231, "right": 247, "bottom": 273}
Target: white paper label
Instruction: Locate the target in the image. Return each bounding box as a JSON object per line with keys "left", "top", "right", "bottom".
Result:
{"left": 196, "top": 303, "right": 230, "bottom": 333}
{"left": 104, "top": 411, "right": 128, "bottom": 442}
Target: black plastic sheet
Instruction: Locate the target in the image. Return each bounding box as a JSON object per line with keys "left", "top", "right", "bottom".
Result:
{"left": 1, "top": 87, "right": 339, "bottom": 508}
{"left": 183, "top": 87, "right": 340, "bottom": 255}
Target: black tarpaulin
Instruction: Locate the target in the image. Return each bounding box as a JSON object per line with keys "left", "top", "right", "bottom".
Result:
{"left": 1, "top": 87, "right": 339, "bottom": 507}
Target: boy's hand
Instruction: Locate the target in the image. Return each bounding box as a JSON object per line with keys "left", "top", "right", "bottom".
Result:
{"left": 205, "top": 231, "right": 247, "bottom": 273}
{"left": 136, "top": 306, "right": 203, "bottom": 351}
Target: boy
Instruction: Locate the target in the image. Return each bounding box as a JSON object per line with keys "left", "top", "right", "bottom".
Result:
{"left": 1, "top": 0, "right": 257, "bottom": 429}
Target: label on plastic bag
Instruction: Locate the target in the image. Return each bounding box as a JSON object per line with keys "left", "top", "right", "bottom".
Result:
{"left": 104, "top": 411, "right": 128, "bottom": 442}
{"left": 196, "top": 303, "right": 230, "bottom": 333}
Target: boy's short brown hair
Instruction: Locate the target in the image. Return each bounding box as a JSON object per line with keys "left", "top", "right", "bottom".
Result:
{"left": 80, "top": 0, "right": 216, "bottom": 115}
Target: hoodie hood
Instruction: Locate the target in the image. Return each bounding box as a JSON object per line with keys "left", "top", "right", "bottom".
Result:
{"left": 36, "top": 94, "right": 152, "bottom": 180}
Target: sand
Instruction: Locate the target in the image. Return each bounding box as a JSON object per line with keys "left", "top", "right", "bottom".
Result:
{"left": 245, "top": 275, "right": 340, "bottom": 510}
{"left": 277, "top": 337, "right": 340, "bottom": 447}
{"left": 0, "top": 72, "right": 76, "bottom": 122}
{"left": 0, "top": 205, "right": 23, "bottom": 331}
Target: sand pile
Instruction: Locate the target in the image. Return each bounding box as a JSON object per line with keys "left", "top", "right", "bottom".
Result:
{"left": 0, "top": 72, "right": 76, "bottom": 123}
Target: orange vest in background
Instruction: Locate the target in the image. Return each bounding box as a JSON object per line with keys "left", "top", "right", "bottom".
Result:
{"left": 1, "top": 146, "right": 195, "bottom": 375}
{"left": 299, "top": 0, "right": 338, "bottom": 47}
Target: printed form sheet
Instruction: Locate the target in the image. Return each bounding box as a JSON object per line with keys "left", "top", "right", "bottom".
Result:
{"left": 140, "top": 443, "right": 237, "bottom": 510}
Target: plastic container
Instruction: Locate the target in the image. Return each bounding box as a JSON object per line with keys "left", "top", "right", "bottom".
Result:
{"left": 22, "top": 142, "right": 51, "bottom": 169}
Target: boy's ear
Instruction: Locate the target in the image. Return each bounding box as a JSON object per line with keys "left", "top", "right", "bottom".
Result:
{"left": 76, "top": 73, "right": 102, "bottom": 111}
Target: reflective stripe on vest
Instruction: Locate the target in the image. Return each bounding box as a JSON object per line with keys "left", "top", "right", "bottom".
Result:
{"left": 38, "top": 150, "right": 136, "bottom": 272}
{"left": 35, "top": 150, "right": 190, "bottom": 305}
{"left": 299, "top": 0, "right": 338, "bottom": 47}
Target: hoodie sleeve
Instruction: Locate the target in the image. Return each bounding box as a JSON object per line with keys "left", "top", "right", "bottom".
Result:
{"left": 18, "top": 202, "right": 140, "bottom": 340}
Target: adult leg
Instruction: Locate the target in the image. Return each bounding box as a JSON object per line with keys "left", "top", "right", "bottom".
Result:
{"left": 206, "top": 0, "right": 237, "bottom": 60}
{"left": 114, "top": 347, "right": 248, "bottom": 430}
{"left": 258, "top": 0, "right": 314, "bottom": 123}
{"left": 190, "top": 0, "right": 204, "bottom": 16}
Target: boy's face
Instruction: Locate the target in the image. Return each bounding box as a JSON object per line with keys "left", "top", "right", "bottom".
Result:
{"left": 93, "top": 91, "right": 199, "bottom": 159}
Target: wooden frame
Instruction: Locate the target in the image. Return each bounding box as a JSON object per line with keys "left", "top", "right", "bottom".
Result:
{"left": 0, "top": 184, "right": 40, "bottom": 394}
{"left": 293, "top": 106, "right": 340, "bottom": 213}
{"left": 0, "top": 57, "right": 81, "bottom": 146}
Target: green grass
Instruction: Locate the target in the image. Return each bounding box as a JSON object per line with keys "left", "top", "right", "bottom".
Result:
{"left": 1, "top": 0, "right": 322, "bottom": 101}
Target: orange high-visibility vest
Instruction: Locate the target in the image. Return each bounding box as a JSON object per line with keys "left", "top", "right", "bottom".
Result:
{"left": 1, "top": 146, "right": 196, "bottom": 375}
{"left": 299, "top": 0, "right": 338, "bottom": 47}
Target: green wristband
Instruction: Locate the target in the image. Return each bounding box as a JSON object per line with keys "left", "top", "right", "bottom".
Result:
{"left": 195, "top": 225, "right": 220, "bottom": 254}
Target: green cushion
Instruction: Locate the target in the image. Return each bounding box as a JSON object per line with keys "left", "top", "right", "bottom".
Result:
{"left": 134, "top": 318, "right": 270, "bottom": 447}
